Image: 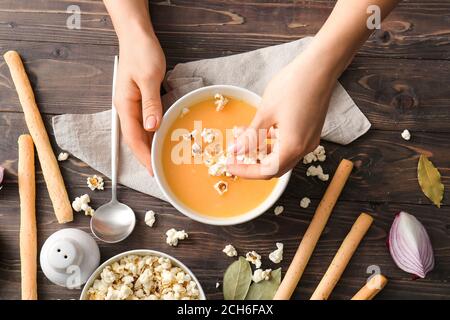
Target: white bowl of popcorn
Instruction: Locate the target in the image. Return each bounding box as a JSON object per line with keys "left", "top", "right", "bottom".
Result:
{"left": 152, "top": 85, "right": 292, "bottom": 226}
{"left": 80, "top": 250, "right": 206, "bottom": 300}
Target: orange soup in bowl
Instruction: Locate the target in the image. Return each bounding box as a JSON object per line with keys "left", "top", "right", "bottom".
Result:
{"left": 161, "top": 95, "right": 278, "bottom": 218}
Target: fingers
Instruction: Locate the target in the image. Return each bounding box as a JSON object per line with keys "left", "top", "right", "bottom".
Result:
{"left": 114, "top": 85, "right": 154, "bottom": 175}
{"left": 226, "top": 151, "right": 285, "bottom": 180}
{"left": 228, "top": 109, "right": 274, "bottom": 155}
{"left": 140, "top": 81, "right": 163, "bottom": 132}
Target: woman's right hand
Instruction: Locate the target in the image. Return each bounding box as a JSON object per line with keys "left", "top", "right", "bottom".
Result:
{"left": 114, "top": 30, "right": 166, "bottom": 175}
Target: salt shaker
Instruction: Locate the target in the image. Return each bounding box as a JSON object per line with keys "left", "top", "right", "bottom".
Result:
{"left": 40, "top": 228, "right": 100, "bottom": 289}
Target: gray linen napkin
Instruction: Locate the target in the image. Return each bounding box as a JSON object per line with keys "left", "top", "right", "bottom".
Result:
{"left": 52, "top": 37, "right": 371, "bottom": 200}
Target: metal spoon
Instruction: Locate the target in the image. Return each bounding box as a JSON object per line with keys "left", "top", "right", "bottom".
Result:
{"left": 90, "top": 56, "right": 136, "bottom": 243}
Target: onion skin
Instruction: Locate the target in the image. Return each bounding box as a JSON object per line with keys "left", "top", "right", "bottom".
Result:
{"left": 388, "top": 211, "right": 434, "bottom": 279}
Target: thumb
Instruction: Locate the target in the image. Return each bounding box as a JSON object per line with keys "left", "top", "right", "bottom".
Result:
{"left": 141, "top": 83, "right": 163, "bottom": 132}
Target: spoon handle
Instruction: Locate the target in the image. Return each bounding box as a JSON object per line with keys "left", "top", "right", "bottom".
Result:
{"left": 111, "top": 55, "right": 119, "bottom": 201}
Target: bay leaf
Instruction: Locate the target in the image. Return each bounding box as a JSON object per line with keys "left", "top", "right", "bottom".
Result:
{"left": 245, "top": 268, "right": 282, "bottom": 300}
{"left": 417, "top": 155, "right": 444, "bottom": 208}
{"left": 223, "top": 256, "right": 252, "bottom": 300}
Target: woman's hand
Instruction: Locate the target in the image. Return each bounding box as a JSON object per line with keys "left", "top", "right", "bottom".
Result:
{"left": 104, "top": 0, "right": 165, "bottom": 175}
{"left": 226, "top": 48, "right": 338, "bottom": 179}
{"left": 114, "top": 32, "right": 166, "bottom": 175}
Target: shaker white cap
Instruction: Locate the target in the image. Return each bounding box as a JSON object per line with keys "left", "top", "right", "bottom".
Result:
{"left": 40, "top": 228, "right": 100, "bottom": 289}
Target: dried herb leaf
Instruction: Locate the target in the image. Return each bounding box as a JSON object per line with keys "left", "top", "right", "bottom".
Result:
{"left": 418, "top": 155, "right": 444, "bottom": 208}
{"left": 245, "top": 268, "right": 282, "bottom": 300}
{"left": 223, "top": 257, "right": 252, "bottom": 300}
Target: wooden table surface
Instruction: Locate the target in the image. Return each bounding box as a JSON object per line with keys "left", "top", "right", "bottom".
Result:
{"left": 0, "top": 0, "right": 449, "bottom": 300}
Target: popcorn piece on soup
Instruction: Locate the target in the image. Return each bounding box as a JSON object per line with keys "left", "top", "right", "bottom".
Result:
{"left": 201, "top": 128, "right": 216, "bottom": 144}
{"left": 183, "top": 129, "right": 198, "bottom": 141}
{"left": 222, "top": 244, "right": 238, "bottom": 257}
{"left": 303, "top": 145, "right": 326, "bottom": 164}
{"left": 269, "top": 242, "right": 284, "bottom": 264}
{"left": 180, "top": 107, "right": 190, "bottom": 118}
{"left": 166, "top": 228, "right": 189, "bottom": 247}
{"left": 274, "top": 205, "right": 284, "bottom": 216}
{"left": 208, "top": 157, "right": 227, "bottom": 177}
{"left": 57, "top": 152, "right": 69, "bottom": 161}
{"left": 214, "top": 93, "right": 229, "bottom": 111}
{"left": 246, "top": 251, "right": 262, "bottom": 269}
{"left": 306, "top": 165, "right": 329, "bottom": 181}
{"left": 214, "top": 180, "right": 228, "bottom": 195}
{"left": 87, "top": 175, "right": 104, "bottom": 191}
{"left": 252, "top": 269, "right": 272, "bottom": 283}
{"left": 191, "top": 142, "right": 202, "bottom": 156}
{"left": 401, "top": 129, "right": 411, "bottom": 141}
{"left": 144, "top": 210, "right": 156, "bottom": 227}
{"left": 300, "top": 197, "right": 311, "bottom": 209}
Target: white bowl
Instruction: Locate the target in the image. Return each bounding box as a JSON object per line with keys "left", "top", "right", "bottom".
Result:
{"left": 152, "top": 85, "right": 291, "bottom": 226}
{"left": 80, "top": 249, "right": 206, "bottom": 300}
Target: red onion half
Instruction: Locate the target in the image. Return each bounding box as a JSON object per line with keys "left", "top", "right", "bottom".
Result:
{"left": 388, "top": 211, "right": 434, "bottom": 278}
{"left": 0, "top": 166, "right": 4, "bottom": 185}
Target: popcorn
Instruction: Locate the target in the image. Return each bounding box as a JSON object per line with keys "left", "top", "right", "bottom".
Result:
{"left": 269, "top": 242, "right": 284, "bottom": 264}
{"left": 222, "top": 244, "right": 238, "bottom": 257}
{"left": 57, "top": 152, "right": 69, "bottom": 161}
{"left": 144, "top": 210, "right": 156, "bottom": 227}
{"left": 246, "top": 251, "right": 262, "bottom": 269}
{"left": 87, "top": 254, "right": 200, "bottom": 300}
{"left": 401, "top": 129, "right": 411, "bottom": 141}
{"left": 183, "top": 129, "right": 198, "bottom": 141}
{"left": 84, "top": 206, "right": 95, "bottom": 217}
{"left": 201, "top": 128, "right": 216, "bottom": 144}
{"left": 300, "top": 197, "right": 311, "bottom": 209}
{"left": 252, "top": 269, "right": 272, "bottom": 283}
{"left": 274, "top": 205, "right": 284, "bottom": 216}
{"left": 191, "top": 142, "right": 202, "bottom": 156}
{"left": 303, "top": 145, "right": 326, "bottom": 164}
{"left": 72, "top": 194, "right": 94, "bottom": 216}
{"left": 214, "top": 180, "right": 228, "bottom": 195}
{"left": 208, "top": 155, "right": 228, "bottom": 176}
{"left": 180, "top": 107, "right": 190, "bottom": 118}
{"left": 87, "top": 175, "right": 104, "bottom": 191}
{"left": 306, "top": 165, "right": 329, "bottom": 181}
{"left": 166, "top": 228, "right": 189, "bottom": 247}
{"left": 214, "top": 93, "right": 228, "bottom": 111}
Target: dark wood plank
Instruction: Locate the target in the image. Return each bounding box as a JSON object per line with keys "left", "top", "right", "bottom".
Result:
{"left": 1, "top": 112, "right": 449, "bottom": 206}
{"left": 0, "top": 1, "right": 448, "bottom": 60}
{"left": 1, "top": 183, "right": 449, "bottom": 300}
{"left": 1, "top": 40, "right": 449, "bottom": 132}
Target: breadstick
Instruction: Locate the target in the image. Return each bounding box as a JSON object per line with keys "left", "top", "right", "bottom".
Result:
{"left": 310, "top": 213, "right": 373, "bottom": 300}
{"left": 351, "top": 274, "right": 387, "bottom": 300}
{"left": 274, "top": 159, "right": 354, "bottom": 300}
{"left": 18, "top": 134, "right": 37, "bottom": 300}
{"left": 4, "top": 51, "right": 72, "bottom": 223}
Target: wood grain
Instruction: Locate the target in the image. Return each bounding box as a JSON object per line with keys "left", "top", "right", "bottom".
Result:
{"left": 0, "top": 40, "right": 449, "bottom": 132}
{"left": 0, "top": 1, "right": 448, "bottom": 60}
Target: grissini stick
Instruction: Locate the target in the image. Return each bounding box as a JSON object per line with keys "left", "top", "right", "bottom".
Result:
{"left": 351, "top": 274, "right": 388, "bottom": 300}
{"left": 310, "top": 213, "right": 373, "bottom": 300}
{"left": 274, "top": 159, "right": 354, "bottom": 300}
{"left": 4, "top": 51, "right": 72, "bottom": 223}
{"left": 18, "top": 134, "right": 37, "bottom": 300}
